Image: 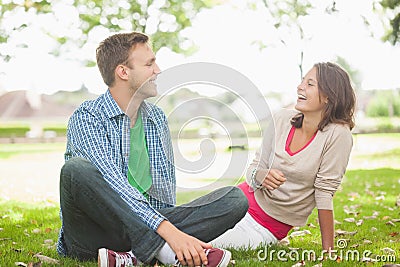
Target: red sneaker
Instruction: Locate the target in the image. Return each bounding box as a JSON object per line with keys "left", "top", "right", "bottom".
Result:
{"left": 205, "top": 248, "right": 231, "bottom": 267}
{"left": 175, "top": 248, "right": 231, "bottom": 267}
{"left": 98, "top": 248, "right": 138, "bottom": 267}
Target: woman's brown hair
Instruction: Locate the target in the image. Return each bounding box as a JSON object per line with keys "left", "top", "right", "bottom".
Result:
{"left": 291, "top": 62, "right": 356, "bottom": 130}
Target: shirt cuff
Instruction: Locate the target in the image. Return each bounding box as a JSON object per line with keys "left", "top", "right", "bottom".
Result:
{"left": 143, "top": 209, "right": 166, "bottom": 231}
{"left": 315, "top": 189, "right": 334, "bottom": 210}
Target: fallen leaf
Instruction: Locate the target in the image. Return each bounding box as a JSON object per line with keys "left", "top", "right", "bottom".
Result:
{"left": 335, "top": 229, "right": 358, "bottom": 236}
{"left": 381, "top": 247, "right": 395, "bottom": 254}
{"left": 43, "top": 239, "right": 53, "bottom": 244}
{"left": 0, "top": 238, "right": 12, "bottom": 241}
{"left": 396, "top": 198, "right": 400, "bottom": 206}
{"left": 375, "top": 195, "right": 385, "bottom": 200}
{"left": 392, "top": 219, "right": 400, "bottom": 223}
{"left": 389, "top": 232, "right": 399, "bottom": 237}
{"left": 30, "top": 220, "right": 38, "bottom": 225}
{"left": 23, "top": 229, "right": 30, "bottom": 237}
{"left": 344, "top": 218, "right": 355, "bottom": 223}
{"left": 382, "top": 216, "right": 391, "bottom": 220}
{"left": 33, "top": 253, "right": 60, "bottom": 264}
{"left": 311, "top": 263, "right": 322, "bottom": 267}
{"left": 278, "top": 237, "right": 290, "bottom": 246}
{"left": 371, "top": 227, "right": 377, "bottom": 232}
{"left": 356, "top": 219, "right": 364, "bottom": 226}
{"left": 363, "top": 240, "right": 372, "bottom": 244}
{"left": 31, "top": 229, "right": 40, "bottom": 234}
{"left": 0, "top": 228, "right": 3, "bottom": 231}
{"left": 290, "top": 230, "right": 311, "bottom": 237}
{"left": 386, "top": 221, "right": 396, "bottom": 226}
{"left": 15, "top": 262, "right": 27, "bottom": 267}
{"left": 307, "top": 223, "right": 317, "bottom": 228}
{"left": 44, "top": 228, "right": 52, "bottom": 233}
{"left": 343, "top": 205, "right": 360, "bottom": 215}
{"left": 334, "top": 220, "right": 342, "bottom": 225}
{"left": 363, "top": 215, "right": 377, "bottom": 220}
{"left": 362, "top": 257, "right": 378, "bottom": 263}
{"left": 350, "top": 244, "right": 359, "bottom": 248}
{"left": 291, "top": 261, "right": 306, "bottom": 267}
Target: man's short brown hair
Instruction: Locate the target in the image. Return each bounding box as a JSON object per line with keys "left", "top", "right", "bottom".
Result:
{"left": 96, "top": 32, "right": 149, "bottom": 87}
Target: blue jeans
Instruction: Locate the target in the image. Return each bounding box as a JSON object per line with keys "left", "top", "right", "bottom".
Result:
{"left": 59, "top": 157, "right": 248, "bottom": 263}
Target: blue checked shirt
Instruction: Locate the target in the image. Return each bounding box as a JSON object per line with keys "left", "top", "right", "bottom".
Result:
{"left": 57, "top": 90, "right": 176, "bottom": 256}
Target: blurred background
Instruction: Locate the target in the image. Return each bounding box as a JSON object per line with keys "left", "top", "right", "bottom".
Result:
{"left": 0, "top": 0, "right": 399, "bottom": 202}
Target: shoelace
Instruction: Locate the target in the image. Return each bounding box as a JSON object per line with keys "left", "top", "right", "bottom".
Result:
{"left": 116, "top": 253, "right": 133, "bottom": 266}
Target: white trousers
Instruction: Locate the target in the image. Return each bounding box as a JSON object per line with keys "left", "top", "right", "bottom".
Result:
{"left": 211, "top": 212, "right": 278, "bottom": 249}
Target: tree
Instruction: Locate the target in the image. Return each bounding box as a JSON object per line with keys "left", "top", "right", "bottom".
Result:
{"left": 0, "top": 0, "right": 216, "bottom": 62}
{"left": 377, "top": 0, "right": 400, "bottom": 45}
{"left": 252, "top": 0, "right": 336, "bottom": 80}
{"left": 259, "top": 0, "right": 313, "bottom": 80}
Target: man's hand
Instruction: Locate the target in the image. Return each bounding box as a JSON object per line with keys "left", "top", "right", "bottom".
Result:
{"left": 257, "top": 168, "right": 286, "bottom": 190}
{"left": 156, "top": 220, "right": 212, "bottom": 266}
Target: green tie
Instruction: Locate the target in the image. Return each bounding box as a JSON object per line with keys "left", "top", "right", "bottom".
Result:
{"left": 127, "top": 113, "right": 152, "bottom": 197}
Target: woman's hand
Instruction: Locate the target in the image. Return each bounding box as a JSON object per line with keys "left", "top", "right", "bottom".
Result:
{"left": 257, "top": 168, "right": 286, "bottom": 190}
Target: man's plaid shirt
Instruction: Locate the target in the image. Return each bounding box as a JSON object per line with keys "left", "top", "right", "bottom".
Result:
{"left": 57, "top": 90, "right": 176, "bottom": 256}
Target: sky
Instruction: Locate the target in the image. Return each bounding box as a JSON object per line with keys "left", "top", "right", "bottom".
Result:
{"left": 0, "top": 0, "right": 399, "bottom": 96}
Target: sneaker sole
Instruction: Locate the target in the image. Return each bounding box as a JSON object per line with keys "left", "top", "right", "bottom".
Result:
{"left": 217, "top": 250, "right": 232, "bottom": 267}
{"left": 98, "top": 248, "right": 108, "bottom": 267}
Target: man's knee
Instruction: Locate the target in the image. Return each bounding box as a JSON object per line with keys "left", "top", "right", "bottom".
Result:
{"left": 60, "top": 157, "right": 97, "bottom": 185}
{"left": 224, "top": 186, "right": 249, "bottom": 213}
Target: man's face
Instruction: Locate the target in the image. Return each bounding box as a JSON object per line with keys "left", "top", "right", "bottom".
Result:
{"left": 126, "top": 42, "right": 161, "bottom": 98}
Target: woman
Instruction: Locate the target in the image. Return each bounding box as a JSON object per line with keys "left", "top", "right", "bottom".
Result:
{"left": 212, "top": 62, "right": 356, "bottom": 251}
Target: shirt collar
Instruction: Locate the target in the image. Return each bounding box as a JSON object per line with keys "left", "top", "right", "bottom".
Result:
{"left": 140, "top": 101, "right": 156, "bottom": 122}
{"left": 104, "top": 89, "right": 156, "bottom": 122}
{"left": 103, "top": 89, "right": 125, "bottom": 119}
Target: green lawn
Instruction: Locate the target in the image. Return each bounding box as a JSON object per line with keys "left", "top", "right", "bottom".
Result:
{"left": 0, "top": 168, "right": 399, "bottom": 266}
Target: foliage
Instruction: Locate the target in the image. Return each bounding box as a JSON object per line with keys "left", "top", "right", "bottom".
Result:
{"left": 378, "top": 0, "right": 400, "bottom": 45}
{"left": 366, "top": 90, "right": 400, "bottom": 117}
{"left": 257, "top": 0, "right": 313, "bottom": 80}
{"left": 0, "top": 0, "right": 216, "bottom": 61}
{"left": 0, "top": 126, "right": 29, "bottom": 138}
{"left": 0, "top": 126, "right": 67, "bottom": 139}
{"left": 0, "top": 142, "right": 66, "bottom": 159}
{"left": 335, "top": 56, "right": 362, "bottom": 91}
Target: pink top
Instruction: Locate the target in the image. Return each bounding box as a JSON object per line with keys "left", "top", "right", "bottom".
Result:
{"left": 285, "top": 126, "right": 317, "bottom": 156}
{"left": 238, "top": 182, "right": 292, "bottom": 240}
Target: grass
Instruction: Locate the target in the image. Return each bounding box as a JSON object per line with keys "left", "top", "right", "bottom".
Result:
{"left": 0, "top": 168, "right": 399, "bottom": 266}
{"left": 1, "top": 133, "right": 399, "bottom": 266}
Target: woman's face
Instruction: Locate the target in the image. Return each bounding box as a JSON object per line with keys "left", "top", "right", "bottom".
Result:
{"left": 295, "top": 67, "right": 328, "bottom": 114}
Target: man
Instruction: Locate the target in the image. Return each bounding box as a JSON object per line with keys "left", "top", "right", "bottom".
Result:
{"left": 57, "top": 32, "right": 248, "bottom": 267}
